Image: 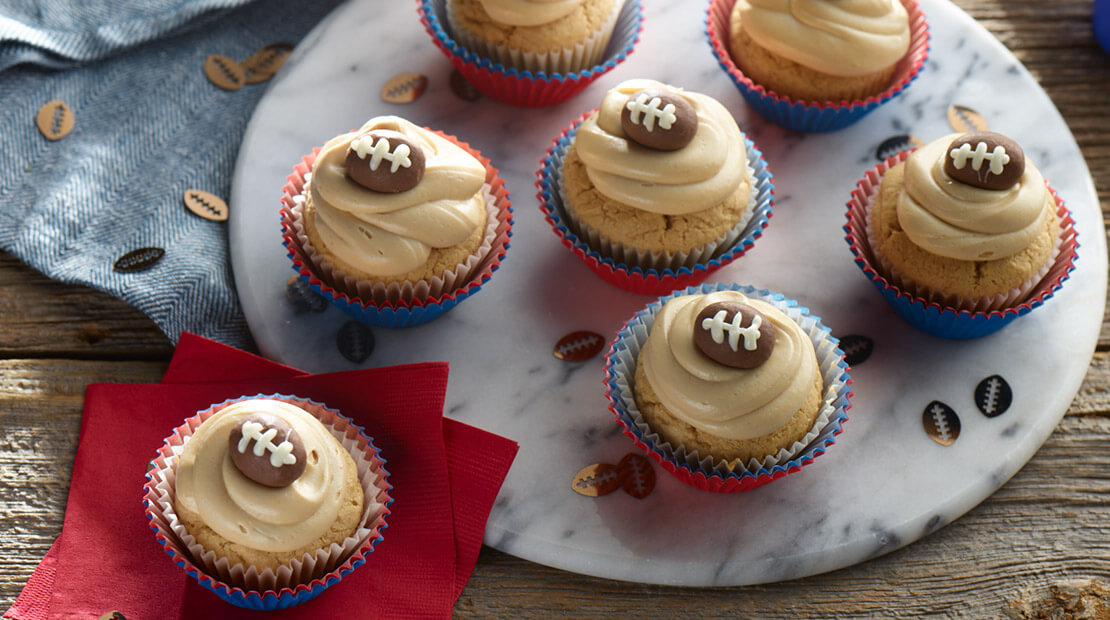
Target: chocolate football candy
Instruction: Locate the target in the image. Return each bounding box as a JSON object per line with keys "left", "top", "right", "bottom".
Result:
{"left": 693, "top": 301, "right": 775, "bottom": 369}
{"left": 345, "top": 130, "right": 425, "bottom": 193}
{"left": 228, "top": 413, "right": 307, "bottom": 488}
{"left": 943, "top": 131, "right": 1025, "bottom": 190}
{"left": 620, "top": 89, "right": 697, "bottom": 151}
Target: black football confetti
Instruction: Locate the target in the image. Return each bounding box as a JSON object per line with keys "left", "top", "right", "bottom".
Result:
{"left": 974, "top": 375, "right": 1012, "bottom": 418}
{"left": 285, "top": 276, "right": 329, "bottom": 313}
{"left": 923, "top": 400, "right": 960, "bottom": 447}
{"left": 113, "top": 247, "right": 165, "bottom": 273}
{"left": 337, "top": 320, "right": 374, "bottom": 363}
{"left": 875, "top": 134, "right": 922, "bottom": 162}
{"left": 838, "top": 334, "right": 874, "bottom": 366}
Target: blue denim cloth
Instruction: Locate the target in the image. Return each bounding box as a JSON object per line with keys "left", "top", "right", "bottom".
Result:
{"left": 0, "top": 0, "right": 342, "bottom": 350}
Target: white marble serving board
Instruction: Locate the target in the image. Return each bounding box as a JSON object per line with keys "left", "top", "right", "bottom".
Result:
{"left": 229, "top": 0, "right": 1107, "bottom": 586}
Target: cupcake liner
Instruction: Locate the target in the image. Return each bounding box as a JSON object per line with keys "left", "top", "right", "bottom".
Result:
{"left": 537, "top": 112, "right": 775, "bottom": 296}
{"left": 603, "top": 284, "right": 852, "bottom": 493}
{"left": 417, "top": 0, "right": 643, "bottom": 107}
{"left": 143, "top": 394, "right": 392, "bottom": 610}
{"left": 705, "top": 0, "right": 930, "bottom": 132}
{"left": 446, "top": 0, "right": 622, "bottom": 75}
{"left": 280, "top": 130, "right": 513, "bottom": 328}
{"left": 844, "top": 152, "right": 1080, "bottom": 339}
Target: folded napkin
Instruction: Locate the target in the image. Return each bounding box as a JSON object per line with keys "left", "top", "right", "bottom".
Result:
{"left": 4, "top": 333, "right": 518, "bottom": 619}
{"left": 0, "top": 0, "right": 344, "bottom": 349}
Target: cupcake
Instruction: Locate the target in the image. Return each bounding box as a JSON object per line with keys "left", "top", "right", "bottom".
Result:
{"left": 845, "top": 131, "right": 1079, "bottom": 339}
{"left": 280, "top": 115, "right": 512, "bottom": 328}
{"left": 538, "top": 79, "right": 774, "bottom": 295}
{"left": 706, "top": 0, "right": 930, "bottom": 131}
{"left": 144, "top": 396, "right": 391, "bottom": 610}
{"left": 605, "top": 284, "right": 851, "bottom": 493}
{"left": 417, "top": 0, "right": 644, "bottom": 107}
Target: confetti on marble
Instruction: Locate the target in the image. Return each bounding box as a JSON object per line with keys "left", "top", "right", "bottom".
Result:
{"left": 285, "top": 276, "right": 329, "bottom": 313}
{"left": 36, "top": 100, "right": 74, "bottom": 141}
{"left": 553, "top": 331, "right": 606, "bottom": 362}
{"left": 571, "top": 462, "right": 624, "bottom": 497}
{"left": 975, "top": 375, "right": 1012, "bottom": 418}
{"left": 204, "top": 54, "right": 245, "bottom": 91}
{"left": 838, "top": 334, "right": 874, "bottom": 366}
{"left": 450, "top": 69, "right": 481, "bottom": 101}
{"left": 381, "top": 72, "right": 428, "bottom": 104}
{"left": 875, "top": 134, "right": 921, "bottom": 162}
{"left": 617, "top": 452, "right": 655, "bottom": 499}
{"left": 183, "top": 189, "right": 229, "bottom": 222}
{"left": 242, "top": 42, "right": 293, "bottom": 84}
{"left": 337, "top": 320, "right": 375, "bottom": 363}
{"left": 923, "top": 400, "right": 961, "bottom": 446}
{"left": 947, "top": 104, "right": 989, "bottom": 133}
{"left": 113, "top": 247, "right": 165, "bottom": 273}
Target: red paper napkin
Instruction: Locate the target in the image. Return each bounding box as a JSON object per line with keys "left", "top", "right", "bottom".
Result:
{"left": 5, "top": 333, "right": 518, "bottom": 620}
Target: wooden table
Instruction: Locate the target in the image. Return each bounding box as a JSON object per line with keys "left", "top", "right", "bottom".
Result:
{"left": 2, "top": 0, "right": 1108, "bottom": 617}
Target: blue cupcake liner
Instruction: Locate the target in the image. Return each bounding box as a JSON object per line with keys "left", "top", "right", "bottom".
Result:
{"left": 603, "top": 284, "right": 851, "bottom": 492}
{"left": 537, "top": 113, "right": 775, "bottom": 295}
{"left": 705, "top": 0, "right": 931, "bottom": 132}
{"left": 144, "top": 394, "right": 392, "bottom": 610}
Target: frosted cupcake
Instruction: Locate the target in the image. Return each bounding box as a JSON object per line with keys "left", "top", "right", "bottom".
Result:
{"left": 539, "top": 79, "right": 774, "bottom": 295}
{"left": 280, "top": 115, "right": 512, "bottom": 327}
{"left": 605, "top": 284, "right": 851, "bottom": 493}
{"left": 846, "top": 131, "right": 1078, "bottom": 338}
{"left": 418, "top": 0, "right": 643, "bottom": 106}
{"left": 706, "top": 0, "right": 930, "bottom": 131}
{"left": 144, "top": 396, "right": 391, "bottom": 610}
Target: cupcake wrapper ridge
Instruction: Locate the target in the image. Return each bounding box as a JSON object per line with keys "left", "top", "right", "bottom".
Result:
{"left": 537, "top": 112, "right": 775, "bottom": 296}
{"left": 143, "top": 394, "right": 393, "bottom": 610}
{"left": 603, "top": 284, "right": 852, "bottom": 493}
{"left": 705, "top": 0, "right": 930, "bottom": 132}
{"left": 844, "top": 152, "right": 1079, "bottom": 339}
{"left": 417, "top": 0, "right": 644, "bottom": 107}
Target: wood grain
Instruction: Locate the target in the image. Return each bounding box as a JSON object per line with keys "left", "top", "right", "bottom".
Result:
{"left": 0, "top": 0, "right": 1107, "bottom": 617}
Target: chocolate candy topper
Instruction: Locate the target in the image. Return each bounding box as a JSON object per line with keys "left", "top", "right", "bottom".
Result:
{"left": 620, "top": 89, "right": 697, "bottom": 151}
{"left": 345, "top": 129, "right": 425, "bottom": 193}
{"left": 228, "top": 413, "right": 307, "bottom": 488}
{"left": 943, "top": 131, "right": 1025, "bottom": 191}
{"left": 693, "top": 301, "right": 775, "bottom": 369}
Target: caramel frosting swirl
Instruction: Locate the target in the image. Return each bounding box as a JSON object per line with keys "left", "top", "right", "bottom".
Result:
{"left": 736, "top": 0, "right": 910, "bottom": 77}
{"left": 641, "top": 291, "right": 819, "bottom": 440}
{"left": 476, "top": 0, "right": 583, "bottom": 26}
{"left": 310, "top": 116, "right": 487, "bottom": 277}
{"left": 573, "top": 79, "right": 747, "bottom": 215}
{"left": 897, "top": 134, "right": 1052, "bottom": 261}
{"left": 175, "top": 400, "right": 354, "bottom": 553}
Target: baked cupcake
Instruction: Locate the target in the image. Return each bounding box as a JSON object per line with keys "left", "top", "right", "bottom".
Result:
{"left": 144, "top": 396, "right": 391, "bottom": 610}
{"left": 605, "top": 284, "right": 851, "bottom": 493}
{"left": 845, "top": 131, "right": 1079, "bottom": 339}
{"left": 706, "top": 0, "right": 930, "bottom": 131}
{"left": 280, "top": 115, "right": 513, "bottom": 327}
{"left": 538, "top": 79, "right": 774, "bottom": 295}
{"left": 418, "top": 0, "right": 643, "bottom": 106}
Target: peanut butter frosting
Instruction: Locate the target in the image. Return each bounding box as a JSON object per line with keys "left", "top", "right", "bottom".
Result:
{"left": 175, "top": 400, "right": 355, "bottom": 553}
{"left": 735, "top": 0, "right": 910, "bottom": 77}
{"left": 897, "top": 134, "right": 1052, "bottom": 261}
{"left": 476, "top": 0, "right": 584, "bottom": 26}
{"left": 640, "top": 291, "right": 819, "bottom": 441}
{"left": 572, "top": 79, "right": 747, "bottom": 216}
{"left": 309, "top": 116, "right": 487, "bottom": 278}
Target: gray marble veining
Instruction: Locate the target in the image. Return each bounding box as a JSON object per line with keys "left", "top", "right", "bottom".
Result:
{"left": 229, "top": 0, "right": 1106, "bottom": 586}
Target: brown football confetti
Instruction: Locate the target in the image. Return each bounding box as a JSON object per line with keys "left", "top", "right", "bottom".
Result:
{"left": 113, "top": 247, "right": 165, "bottom": 273}
{"left": 204, "top": 54, "right": 246, "bottom": 91}
{"left": 947, "top": 104, "right": 989, "bottom": 133}
{"left": 381, "top": 72, "right": 428, "bottom": 104}
{"left": 98, "top": 612, "right": 127, "bottom": 620}
{"left": 617, "top": 453, "right": 655, "bottom": 499}
{"left": 449, "top": 69, "right": 481, "bottom": 101}
{"left": 571, "top": 463, "right": 624, "bottom": 497}
{"left": 242, "top": 42, "right": 294, "bottom": 84}
{"left": 183, "top": 189, "right": 229, "bottom": 222}
{"left": 36, "top": 100, "right": 74, "bottom": 141}
{"left": 923, "top": 400, "right": 961, "bottom": 447}
{"left": 553, "top": 330, "right": 606, "bottom": 362}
